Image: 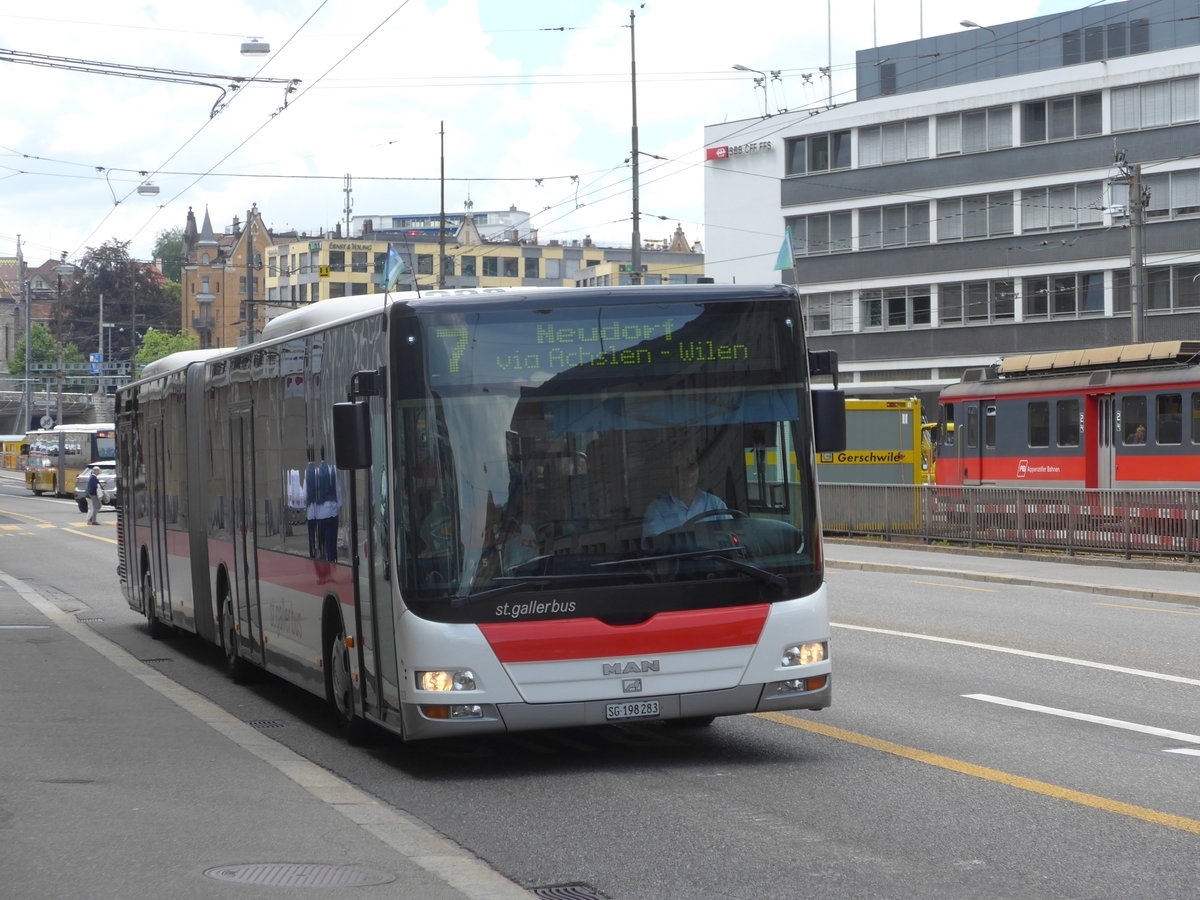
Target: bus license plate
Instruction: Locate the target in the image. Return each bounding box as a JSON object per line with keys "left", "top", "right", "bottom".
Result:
{"left": 605, "top": 700, "right": 660, "bottom": 721}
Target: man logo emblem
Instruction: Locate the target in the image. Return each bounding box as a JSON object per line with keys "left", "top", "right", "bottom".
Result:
{"left": 623, "top": 678, "right": 643, "bottom": 693}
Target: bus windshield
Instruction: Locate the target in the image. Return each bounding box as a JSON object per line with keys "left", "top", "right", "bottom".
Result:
{"left": 394, "top": 299, "right": 820, "bottom": 623}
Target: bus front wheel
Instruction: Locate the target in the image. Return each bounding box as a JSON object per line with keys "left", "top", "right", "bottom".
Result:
{"left": 325, "top": 614, "right": 371, "bottom": 745}
{"left": 220, "top": 593, "right": 253, "bottom": 684}
{"left": 143, "top": 570, "right": 169, "bottom": 640}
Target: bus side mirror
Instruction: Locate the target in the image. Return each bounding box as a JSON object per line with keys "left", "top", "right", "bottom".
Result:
{"left": 333, "top": 401, "right": 371, "bottom": 470}
{"left": 812, "top": 390, "right": 846, "bottom": 454}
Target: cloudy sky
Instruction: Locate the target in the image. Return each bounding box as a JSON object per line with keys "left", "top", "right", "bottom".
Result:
{"left": 3, "top": 0, "right": 1088, "bottom": 268}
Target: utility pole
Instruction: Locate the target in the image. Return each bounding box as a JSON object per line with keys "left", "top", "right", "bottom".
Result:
{"left": 438, "top": 121, "right": 446, "bottom": 290}
{"left": 244, "top": 208, "right": 256, "bottom": 344}
{"left": 1115, "top": 152, "right": 1148, "bottom": 343}
{"left": 17, "top": 235, "right": 31, "bottom": 432}
{"left": 629, "top": 8, "right": 642, "bottom": 285}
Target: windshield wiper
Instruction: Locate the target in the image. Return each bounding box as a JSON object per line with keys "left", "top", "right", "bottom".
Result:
{"left": 594, "top": 546, "right": 788, "bottom": 593}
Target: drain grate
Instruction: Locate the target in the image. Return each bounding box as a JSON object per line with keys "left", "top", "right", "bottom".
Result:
{"left": 204, "top": 863, "right": 394, "bottom": 887}
{"left": 139, "top": 657, "right": 171, "bottom": 663}
{"left": 532, "top": 883, "right": 611, "bottom": 900}
{"left": 247, "top": 719, "right": 288, "bottom": 729}
{"left": 75, "top": 616, "right": 104, "bottom": 623}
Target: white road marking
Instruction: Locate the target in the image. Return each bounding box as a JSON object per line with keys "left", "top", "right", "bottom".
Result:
{"left": 965, "top": 693, "right": 1200, "bottom": 745}
{"left": 1165, "top": 749, "right": 1200, "bottom": 757}
{"left": 832, "top": 622, "right": 1200, "bottom": 687}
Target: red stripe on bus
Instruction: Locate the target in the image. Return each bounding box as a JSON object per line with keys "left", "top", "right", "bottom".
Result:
{"left": 479, "top": 605, "right": 770, "bottom": 663}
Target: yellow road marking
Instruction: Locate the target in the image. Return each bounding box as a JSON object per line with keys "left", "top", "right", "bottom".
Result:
{"left": 911, "top": 580, "right": 998, "bottom": 593}
{"left": 62, "top": 528, "right": 118, "bottom": 544}
{"left": 0, "top": 507, "right": 56, "bottom": 527}
{"left": 755, "top": 712, "right": 1200, "bottom": 836}
{"left": 0, "top": 524, "right": 20, "bottom": 531}
{"left": 1096, "top": 602, "right": 1200, "bottom": 617}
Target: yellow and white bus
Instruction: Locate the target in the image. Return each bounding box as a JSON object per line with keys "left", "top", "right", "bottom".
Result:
{"left": 21, "top": 424, "right": 117, "bottom": 496}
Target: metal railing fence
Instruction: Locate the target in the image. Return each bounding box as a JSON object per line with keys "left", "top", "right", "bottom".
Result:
{"left": 820, "top": 483, "right": 1200, "bottom": 562}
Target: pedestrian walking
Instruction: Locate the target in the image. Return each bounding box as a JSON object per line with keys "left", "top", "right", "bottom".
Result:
{"left": 85, "top": 466, "right": 101, "bottom": 525}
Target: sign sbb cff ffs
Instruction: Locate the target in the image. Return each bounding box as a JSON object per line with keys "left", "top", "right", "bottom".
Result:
{"left": 706, "top": 141, "right": 773, "bottom": 160}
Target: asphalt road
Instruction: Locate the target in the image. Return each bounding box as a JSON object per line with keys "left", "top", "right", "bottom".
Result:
{"left": 3, "top": 478, "right": 1197, "bottom": 900}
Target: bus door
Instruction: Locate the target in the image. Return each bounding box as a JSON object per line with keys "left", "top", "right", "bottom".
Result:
{"left": 1094, "top": 393, "right": 1116, "bottom": 489}
{"left": 229, "top": 409, "right": 265, "bottom": 665}
{"left": 349, "top": 392, "right": 400, "bottom": 721}
{"left": 146, "top": 417, "right": 173, "bottom": 624}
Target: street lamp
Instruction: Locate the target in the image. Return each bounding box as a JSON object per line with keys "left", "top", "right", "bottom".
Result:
{"left": 960, "top": 19, "right": 997, "bottom": 38}
{"left": 733, "top": 64, "right": 769, "bottom": 117}
{"left": 54, "top": 252, "right": 72, "bottom": 428}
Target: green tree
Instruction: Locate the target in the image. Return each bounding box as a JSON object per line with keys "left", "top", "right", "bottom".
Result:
{"left": 152, "top": 227, "right": 184, "bottom": 282}
{"left": 61, "top": 238, "right": 175, "bottom": 362}
{"left": 6, "top": 324, "right": 56, "bottom": 375}
{"left": 134, "top": 328, "right": 198, "bottom": 373}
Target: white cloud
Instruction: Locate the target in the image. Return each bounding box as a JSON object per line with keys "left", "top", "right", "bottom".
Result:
{"left": 1, "top": 0, "right": 1071, "bottom": 265}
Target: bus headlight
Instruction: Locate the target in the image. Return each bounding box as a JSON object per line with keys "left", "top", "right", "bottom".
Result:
{"left": 416, "top": 669, "right": 477, "bottom": 692}
{"left": 781, "top": 641, "right": 827, "bottom": 667}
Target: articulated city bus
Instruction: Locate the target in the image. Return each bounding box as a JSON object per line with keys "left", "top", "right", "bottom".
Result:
{"left": 21, "top": 424, "right": 117, "bottom": 496}
{"left": 116, "top": 285, "right": 844, "bottom": 742}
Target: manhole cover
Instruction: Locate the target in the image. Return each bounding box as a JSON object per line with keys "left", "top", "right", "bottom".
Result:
{"left": 204, "top": 863, "right": 394, "bottom": 887}
{"left": 532, "top": 883, "right": 611, "bottom": 900}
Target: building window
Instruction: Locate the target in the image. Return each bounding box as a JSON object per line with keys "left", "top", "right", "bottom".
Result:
{"left": 938, "top": 280, "right": 1015, "bottom": 324}
{"left": 350, "top": 282, "right": 369, "bottom": 296}
{"left": 482, "top": 257, "right": 498, "bottom": 277}
{"left": 1116, "top": 264, "right": 1200, "bottom": 313}
{"left": 858, "top": 202, "right": 929, "bottom": 249}
{"left": 461, "top": 256, "right": 477, "bottom": 276}
{"left": 1023, "top": 272, "right": 1104, "bottom": 318}
{"left": 858, "top": 119, "right": 928, "bottom": 167}
{"left": 351, "top": 251, "right": 368, "bottom": 273}
{"left": 1113, "top": 77, "right": 1200, "bottom": 132}
{"left": 1062, "top": 19, "right": 1149, "bottom": 64}
{"left": 524, "top": 257, "right": 539, "bottom": 279}
{"left": 789, "top": 212, "right": 852, "bottom": 255}
{"left": 1021, "top": 182, "right": 1103, "bottom": 231}
{"left": 785, "top": 130, "right": 851, "bottom": 176}
{"left": 545, "top": 258, "right": 561, "bottom": 280}
{"left": 800, "top": 292, "right": 853, "bottom": 333}
{"left": 1021, "top": 92, "right": 1101, "bottom": 143}
{"left": 372, "top": 252, "right": 386, "bottom": 275}
{"left": 502, "top": 257, "right": 519, "bottom": 278}
{"left": 936, "top": 107, "right": 1012, "bottom": 155}
{"left": 329, "top": 281, "right": 346, "bottom": 298}
{"left": 938, "top": 193, "right": 1013, "bottom": 241}
{"left": 239, "top": 275, "right": 247, "bottom": 295}
{"left": 860, "top": 286, "right": 931, "bottom": 329}
{"left": 416, "top": 254, "right": 433, "bottom": 275}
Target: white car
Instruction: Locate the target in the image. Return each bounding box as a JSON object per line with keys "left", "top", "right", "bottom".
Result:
{"left": 74, "top": 460, "right": 119, "bottom": 512}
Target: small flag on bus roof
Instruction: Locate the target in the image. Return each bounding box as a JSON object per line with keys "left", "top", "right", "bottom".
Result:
{"left": 381, "top": 244, "right": 406, "bottom": 291}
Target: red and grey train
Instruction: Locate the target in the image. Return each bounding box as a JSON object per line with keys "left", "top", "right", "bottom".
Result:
{"left": 936, "top": 340, "right": 1200, "bottom": 488}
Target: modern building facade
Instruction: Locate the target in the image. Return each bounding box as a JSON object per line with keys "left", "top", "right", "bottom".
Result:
{"left": 704, "top": 0, "right": 1200, "bottom": 398}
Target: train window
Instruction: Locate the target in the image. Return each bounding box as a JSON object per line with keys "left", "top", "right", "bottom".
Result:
{"left": 1122, "top": 395, "right": 1147, "bottom": 444}
{"left": 1156, "top": 394, "right": 1183, "bottom": 445}
{"left": 1056, "top": 399, "right": 1080, "bottom": 446}
{"left": 1028, "top": 401, "right": 1050, "bottom": 447}
{"left": 966, "top": 407, "right": 978, "bottom": 449}
{"left": 1193, "top": 394, "right": 1200, "bottom": 444}
{"left": 984, "top": 404, "right": 996, "bottom": 449}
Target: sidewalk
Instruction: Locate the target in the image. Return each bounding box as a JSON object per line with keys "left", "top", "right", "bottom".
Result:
{"left": 824, "top": 537, "right": 1200, "bottom": 607}
{"left": 0, "top": 570, "right": 532, "bottom": 900}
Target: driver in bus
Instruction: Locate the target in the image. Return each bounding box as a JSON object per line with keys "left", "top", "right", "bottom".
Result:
{"left": 641, "top": 451, "right": 728, "bottom": 546}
